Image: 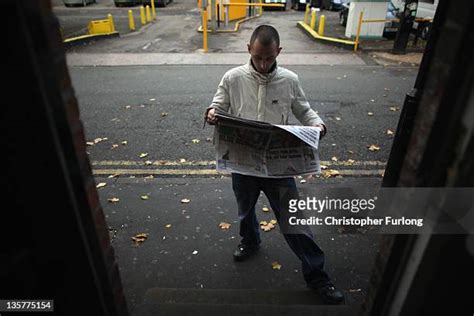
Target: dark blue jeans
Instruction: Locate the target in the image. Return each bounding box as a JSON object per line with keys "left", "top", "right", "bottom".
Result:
{"left": 231, "top": 173, "right": 331, "bottom": 288}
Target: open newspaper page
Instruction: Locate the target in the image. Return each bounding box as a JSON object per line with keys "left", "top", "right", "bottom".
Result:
{"left": 213, "top": 112, "right": 321, "bottom": 178}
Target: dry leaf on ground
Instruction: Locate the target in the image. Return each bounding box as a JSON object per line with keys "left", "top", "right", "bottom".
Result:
{"left": 368, "top": 144, "right": 381, "bottom": 152}
{"left": 131, "top": 233, "right": 149, "bottom": 245}
{"left": 219, "top": 222, "right": 231, "bottom": 230}
{"left": 271, "top": 261, "right": 282, "bottom": 270}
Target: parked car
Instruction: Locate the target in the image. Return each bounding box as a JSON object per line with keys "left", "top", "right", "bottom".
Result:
{"left": 63, "top": 0, "right": 95, "bottom": 7}
{"left": 143, "top": 0, "right": 173, "bottom": 8}
{"left": 327, "top": 0, "right": 349, "bottom": 11}
{"left": 114, "top": 0, "right": 172, "bottom": 7}
{"left": 304, "top": 0, "right": 346, "bottom": 11}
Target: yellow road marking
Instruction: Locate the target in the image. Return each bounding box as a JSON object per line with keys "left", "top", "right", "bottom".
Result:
{"left": 91, "top": 160, "right": 387, "bottom": 167}
{"left": 92, "top": 169, "right": 384, "bottom": 177}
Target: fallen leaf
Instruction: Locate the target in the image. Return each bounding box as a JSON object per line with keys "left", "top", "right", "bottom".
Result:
{"left": 370, "top": 99, "right": 375, "bottom": 103}
{"left": 145, "top": 175, "right": 154, "bottom": 179}
{"left": 389, "top": 106, "right": 400, "bottom": 112}
{"left": 131, "top": 233, "right": 149, "bottom": 245}
{"left": 386, "top": 129, "right": 394, "bottom": 136}
{"left": 322, "top": 169, "right": 341, "bottom": 178}
{"left": 111, "top": 144, "right": 119, "bottom": 149}
{"left": 270, "top": 219, "right": 278, "bottom": 225}
{"left": 150, "top": 98, "right": 156, "bottom": 101}
{"left": 108, "top": 173, "right": 120, "bottom": 178}
{"left": 331, "top": 156, "right": 338, "bottom": 162}
{"left": 346, "top": 159, "right": 355, "bottom": 165}
{"left": 181, "top": 198, "right": 191, "bottom": 204}
{"left": 108, "top": 197, "right": 120, "bottom": 203}
{"left": 335, "top": 117, "right": 341, "bottom": 121}
{"left": 139, "top": 153, "right": 149, "bottom": 158}
{"left": 121, "top": 140, "right": 128, "bottom": 145}
{"left": 180, "top": 158, "right": 186, "bottom": 163}
{"left": 271, "top": 261, "right": 282, "bottom": 270}
{"left": 262, "top": 207, "right": 270, "bottom": 212}
{"left": 300, "top": 179, "right": 307, "bottom": 184}
{"left": 192, "top": 139, "right": 200, "bottom": 144}
{"left": 86, "top": 141, "right": 95, "bottom": 146}
{"left": 192, "top": 250, "right": 198, "bottom": 255}
{"left": 367, "top": 112, "right": 374, "bottom": 116}
{"left": 260, "top": 221, "right": 276, "bottom": 232}
{"left": 165, "top": 224, "right": 172, "bottom": 228}
{"left": 96, "top": 182, "right": 107, "bottom": 189}
{"left": 161, "top": 112, "right": 168, "bottom": 117}
{"left": 368, "top": 144, "right": 381, "bottom": 152}
{"left": 206, "top": 137, "right": 213, "bottom": 142}
{"left": 145, "top": 160, "right": 153, "bottom": 165}
{"left": 320, "top": 165, "right": 329, "bottom": 170}
{"left": 348, "top": 150, "right": 354, "bottom": 154}
{"left": 125, "top": 105, "right": 131, "bottom": 109}
{"left": 219, "top": 222, "right": 231, "bottom": 230}
{"left": 349, "top": 288, "right": 362, "bottom": 293}
{"left": 141, "top": 195, "right": 150, "bottom": 200}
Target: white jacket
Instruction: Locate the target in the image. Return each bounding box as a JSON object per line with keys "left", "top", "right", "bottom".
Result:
{"left": 209, "top": 60, "right": 325, "bottom": 127}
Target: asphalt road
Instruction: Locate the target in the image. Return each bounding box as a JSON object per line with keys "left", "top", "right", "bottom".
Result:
{"left": 69, "top": 64, "right": 417, "bottom": 172}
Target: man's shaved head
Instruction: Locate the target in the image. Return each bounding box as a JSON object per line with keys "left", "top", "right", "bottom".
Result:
{"left": 249, "top": 25, "right": 280, "bottom": 48}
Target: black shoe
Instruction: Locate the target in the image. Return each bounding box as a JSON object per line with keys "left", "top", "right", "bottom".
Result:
{"left": 316, "top": 285, "right": 345, "bottom": 304}
{"left": 233, "top": 244, "right": 259, "bottom": 262}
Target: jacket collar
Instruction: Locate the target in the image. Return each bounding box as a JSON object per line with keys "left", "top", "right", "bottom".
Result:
{"left": 248, "top": 59, "right": 278, "bottom": 84}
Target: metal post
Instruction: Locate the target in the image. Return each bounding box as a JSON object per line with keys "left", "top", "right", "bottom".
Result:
{"left": 304, "top": 4, "right": 310, "bottom": 25}
{"left": 107, "top": 14, "right": 115, "bottom": 32}
{"left": 310, "top": 9, "right": 317, "bottom": 30}
{"left": 128, "top": 10, "right": 135, "bottom": 31}
{"left": 225, "top": 4, "right": 229, "bottom": 26}
{"left": 140, "top": 6, "right": 146, "bottom": 25}
{"left": 151, "top": 0, "right": 156, "bottom": 20}
{"left": 318, "top": 14, "right": 325, "bottom": 36}
{"left": 145, "top": 5, "right": 151, "bottom": 22}
{"left": 354, "top": 11, "right": 363, "bottom": 52}
{"left": 393, "top": 0, "right": 418, "bottom": 54}
{"left": 202, "top": 9, "right": 208, "bottom": 52}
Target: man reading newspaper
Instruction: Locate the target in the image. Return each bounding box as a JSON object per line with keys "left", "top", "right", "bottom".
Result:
{"left": 205, "top": 25, "right": 344, "bottom": 304}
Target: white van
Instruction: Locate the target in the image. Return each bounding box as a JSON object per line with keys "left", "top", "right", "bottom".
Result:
{"left": 391, "top": 0, "right": 438, "bottom": 39}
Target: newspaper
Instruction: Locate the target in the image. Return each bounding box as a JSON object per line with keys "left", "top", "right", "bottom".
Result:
{"left": 213, "top": 112, "right": 321, "bottom": 178}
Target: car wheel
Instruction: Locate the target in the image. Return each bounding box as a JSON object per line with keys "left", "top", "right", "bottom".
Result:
{"left": 339, "top": 12, "right": 346, "bottom": 26}
{"left": 421, "top": 23, "right": 431, "bottom": 40}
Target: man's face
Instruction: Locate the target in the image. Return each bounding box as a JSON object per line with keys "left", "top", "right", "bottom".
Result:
{"left": 247, "top": 39, "right": 282, "bottom": 74}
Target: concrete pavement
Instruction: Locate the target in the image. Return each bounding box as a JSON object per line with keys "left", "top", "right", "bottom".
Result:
{"left": 99, "top": 176, "right": 383, "bottom": 314}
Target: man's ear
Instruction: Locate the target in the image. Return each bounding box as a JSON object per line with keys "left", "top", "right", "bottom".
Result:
{"left": 277, "top": 47, "right": 282, "bottom": 55}
{"left": 247, "top": 43, "right": 251, "bottom": 53}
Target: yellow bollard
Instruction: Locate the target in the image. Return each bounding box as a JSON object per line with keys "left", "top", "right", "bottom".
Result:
{"left": 140, "top": 6, "right": 146, "bottom": 25}
{"left": 128, "top": 10, "right": 136, "bottom": 31}
{"left": 354, "top": 11, "right": 364, "bottom": 52}
{"left": 146, "top": 5, "right": 151, "bottom": 22}
{"left": 318, "top": 14, "right": 325, "bottom": 36}
{"left": 151, "top": 0, "right": 156, "bottom": 20}
{"left": 202, "top": 9, "right": 208, "bottom": 52}
{"left": 107, "top": 14, "right": 115, "bottom": 32}
{"left": 304, "top": 4, "right": 310, "bottom": 25}
{"left": 310, "top": 9, "right": 317, "bottom": 31}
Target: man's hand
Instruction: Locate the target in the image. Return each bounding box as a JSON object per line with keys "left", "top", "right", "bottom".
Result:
{"left": 313, "top": 123, "right": 327, "bottom": 139}
{"left": 206, "top": 108, "right": 218, "bottom": 125}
